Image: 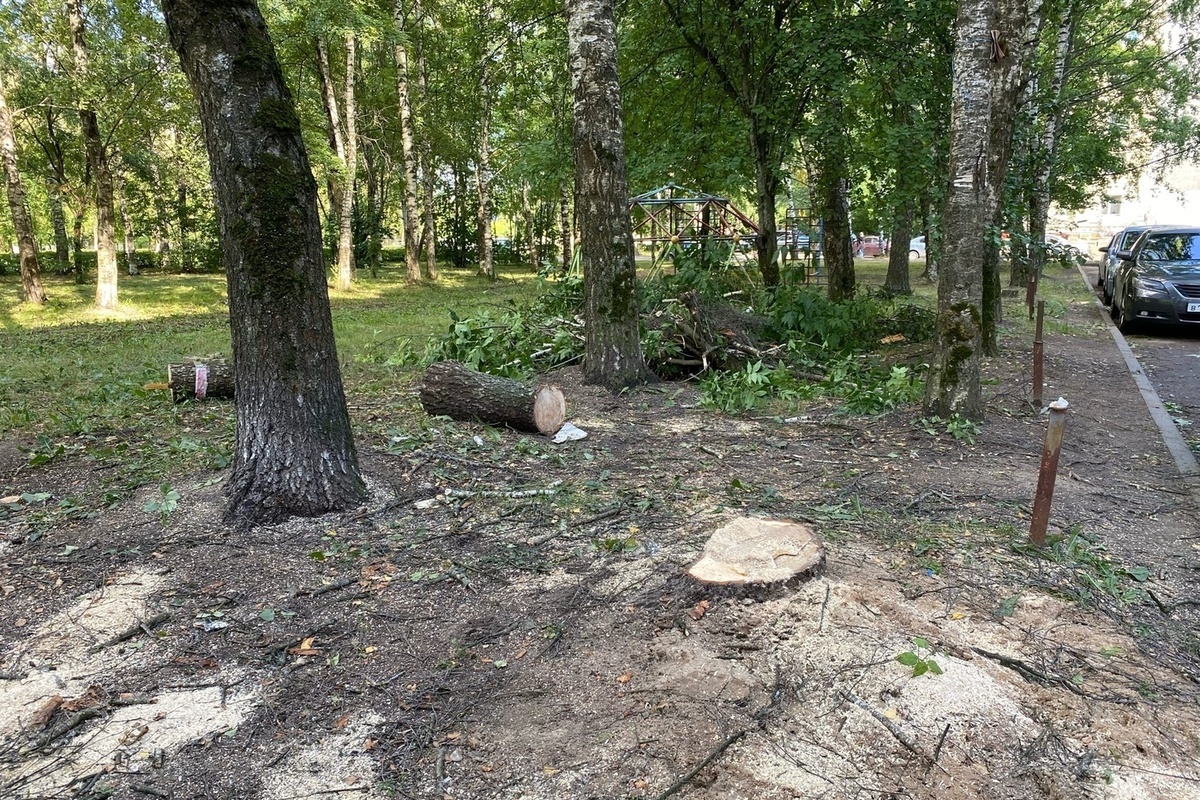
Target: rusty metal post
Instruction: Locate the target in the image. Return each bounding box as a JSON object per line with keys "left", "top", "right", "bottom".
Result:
{"left": 1030, "top": 397, "right": 1069, "bottom": 547}
{"left": 1026, "top": 274, "right": 1037, "bottom": 319}
{"left": 1032, "top": 300, "right": 1045, "bottom": 408}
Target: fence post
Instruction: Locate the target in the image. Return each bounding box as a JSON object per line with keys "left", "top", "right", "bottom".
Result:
{"left": 1030, "top": 397, "right": 1069, "bottom": 547}
{"left": 1032, "top": 300, "right": 1045, "bottom": 408}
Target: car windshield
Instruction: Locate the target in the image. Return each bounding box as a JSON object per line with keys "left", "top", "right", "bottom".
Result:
{"left": 1139, "top": 233, "right": 1200, "bottom": 262}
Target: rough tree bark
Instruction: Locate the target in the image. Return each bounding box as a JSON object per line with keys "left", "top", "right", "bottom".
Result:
{"left": 925, "top": 0, "right": 1044, "bottom": 418}
{"left": 0, "top": 73, "right": 47, "bottom": 304}
{"left": 67, "top": 0, "right": 118, "bottom": 310}
{"left": 567, "top": 0, "right": 647, "bottom": 390}
{"left": 393, "top": 0, "right": 423, "bottom": 282}
{"left": 162, "top": 0, "right": 366, "bottom": 526}
{"left": 884, "top": 203, "right": 914, "bottom": 295}
{"left": 559, "top": 183, "right": 572, "bottom": 272}
{"left": 419, "top": 361, "right": 565, "bottom": 435}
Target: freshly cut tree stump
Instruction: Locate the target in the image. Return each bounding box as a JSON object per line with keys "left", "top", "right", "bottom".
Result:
{"left": 168, "top": 359, "right": 234, "bottom": 403}
{"left": 419, "top": 360, "right": 566, "bottom": 435}
{"left": 688, "top": 517, "right": 824, "bottom": 586}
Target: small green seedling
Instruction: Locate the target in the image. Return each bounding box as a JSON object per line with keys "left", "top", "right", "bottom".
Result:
{"left": 895, "top": 637, "right": 943, "bottom": 677}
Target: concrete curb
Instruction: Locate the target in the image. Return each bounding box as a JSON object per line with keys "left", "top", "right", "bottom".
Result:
{"left": 1074, "top": 262, "right": 1200, "bottom": 478}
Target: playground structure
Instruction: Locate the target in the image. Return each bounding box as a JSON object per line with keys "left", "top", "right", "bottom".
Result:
{"left": 627, "top": 183, "right": 822, "bottom": 280}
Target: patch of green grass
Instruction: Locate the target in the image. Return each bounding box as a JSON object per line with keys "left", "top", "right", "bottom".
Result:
{"left": 0, "top": 262, "right": 541, "bottom": 501}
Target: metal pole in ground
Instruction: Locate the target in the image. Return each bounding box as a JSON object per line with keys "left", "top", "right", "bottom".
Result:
{"left": 1030, "top": 397, "right": 1069, "bottom": 547}
{"left": 1032, "top": 300, "right": 1045, "bottom": 408}
{"left": 1026, "top": 275, "right": 1037, "bottom": 319}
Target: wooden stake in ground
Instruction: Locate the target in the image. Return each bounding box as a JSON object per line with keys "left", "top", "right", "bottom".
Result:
{"left": 419, "top": 360, "right": 566, "bottom": 435}
{"left": 688, "top": 517, "right": 824, "bottom": 586}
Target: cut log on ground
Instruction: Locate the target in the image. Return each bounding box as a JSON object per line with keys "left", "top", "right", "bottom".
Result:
{"left": 167, "top": 359, "right": 234, "bottom": 403}
{"left": 688, "top": 517, "right": 824, "bottom": 586}
{"left": 419, "top": 360, "right": 566, "bottom": 435}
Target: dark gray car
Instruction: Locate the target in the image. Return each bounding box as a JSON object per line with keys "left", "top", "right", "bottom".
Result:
{"left": 1110, "top": 227, "right": 1200, "bottom": 333}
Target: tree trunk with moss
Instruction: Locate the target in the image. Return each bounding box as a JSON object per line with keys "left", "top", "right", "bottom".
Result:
{"left": 162, "top": 0, "right": 366, "bottom": 527}
{"left": 925, "top": 0, "right": 1043, "bottom": 418}
{"left": 68, "top": 0, "right": 118, "bottom": 310}
{"left": 568, "top": 0, "right": 646, "bottom": 390}
{"left": 0, "top": 73, "right": 46, "bottom": 305}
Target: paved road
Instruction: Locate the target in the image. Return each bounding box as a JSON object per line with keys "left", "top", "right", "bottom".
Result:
{"left": 1081, "top": 263, "right": 1200, "bottom": 460}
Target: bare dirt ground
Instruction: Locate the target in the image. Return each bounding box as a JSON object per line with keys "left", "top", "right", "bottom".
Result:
{"left": 3, "top": 267, "right": 1200, "bottom": 800}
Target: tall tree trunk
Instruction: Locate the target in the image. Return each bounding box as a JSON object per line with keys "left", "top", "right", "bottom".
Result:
{"left": 393, "top": 0, "right": 423, "bottom": 282}
{"left": 68, "top": 0, "right": 118, "bottom": 309}
{"left": 0, "top": 74, "right": 47, "bottom": 305}
{"left": 475, "top": 2, "right": 495, "bottom": 280}
{"left": 162, "top": 0, "right": 365, "bottom": 526}
{"left": 522, "top": 179, "right": 536, "bottom": 267}
{"left": 884, "top": 203, "right": 914, "bottom": 295}
{"left": 925, "top": 0, "right": 1044, "bottom": 418}
{"left": 48, "top": 178, "right": 70, "bottom": 273}
{"left": 361, "top": 139, "right": 383, "bottom": 278}
{"left": 1026, "top": 1, "right": 1077, "bottom": 286}
{"left": 559, "top": 182, "right": 572, "bottom": 272}
{"left": 338, "top": 35, "right": 358, "bottom": 289}
{"left": 70, "top": 200, "right": 85, "bottom": 282}
{"left": 115, "top": 162, "right": 138, "bottom": 275}
{"left": 568, "top": 0, "right": 646, "bottom": 390}
{"left": 818, "top": 171, "right": 854, "bottom": 302}
{"left": 414, "top": 8, "right": 437, "bottom": 280}
{"left": 750, "top": 119, "right": 780, "bottom": 287}
{"left": 316, "top": 36, "right": 355, "bottom": 289}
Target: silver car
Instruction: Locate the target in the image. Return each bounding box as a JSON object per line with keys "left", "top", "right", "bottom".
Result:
{"left": 1097, "top": 225, "right": 1150, "bottom": 304}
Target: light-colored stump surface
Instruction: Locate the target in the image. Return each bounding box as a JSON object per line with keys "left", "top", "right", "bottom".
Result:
{"left": 688, "top": 516, "right": 824, "bottom": 585}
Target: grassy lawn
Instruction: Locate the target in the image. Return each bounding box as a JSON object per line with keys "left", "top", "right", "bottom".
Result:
{"left": 0, "top": 249, "right": 1088, "bottom": 504}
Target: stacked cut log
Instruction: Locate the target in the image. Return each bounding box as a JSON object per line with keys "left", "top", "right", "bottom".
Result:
{"left": 168, "top": 358, "right": 234, "bottom": 403}
{"left": 419, "top": 360, "right": 565, "bottom": 435}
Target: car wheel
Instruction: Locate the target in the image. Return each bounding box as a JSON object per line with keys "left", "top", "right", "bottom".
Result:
{"left": 1101, "top": 280, "right": 1112, "bottom": 305}
{"left": 1112, "top": 294, "right": 1139, "bottom": 334}
{"left": 910, "top": 250, "right": 920, "bottom": 260}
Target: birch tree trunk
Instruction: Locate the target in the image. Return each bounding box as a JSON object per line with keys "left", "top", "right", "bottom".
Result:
{"left": 559, "top": 182, "right": 572, "bottom": 271}
{"left": 115, "top": 162, "right": 138, "bottom": 275}
{"left": 68, "top": 0, "right": 118, "bottom": 310}
{"left": 162, "top": 0, "right": 366, "bottom": 526}
{"left": 316, "top": 36, "right": 355, "bottom": 290}
{"left": 0, "top": 73, "right": 47, "bottom": 304}
{"left": 1026, "top": 1, "right": 1077, "bottom": 285}
{"left": 414, "top": 8, "right": 438, "bottom": 280}
{"left": 339, "top": 35, "right": 358, "bottom": 289}
{"left": 568, "top": 0, "right": 647, "bottom": 390}
{"left": 475, "top": 2, "right": 495, "bottom": 280}
{"left": 393, "top": 0, "right": 423, "bottom": 282}
{"left": 925, "top": 0, "right": 1044, "bottom": 418}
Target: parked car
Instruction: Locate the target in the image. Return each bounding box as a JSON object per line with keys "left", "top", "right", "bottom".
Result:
{"left": 1045, "top": 234, "right": 1089, "bottom": 264}
{"left": 857, "top": 235, "right": 886, "bottom": 257}
{"left": 1097, "top": 225, "right": 1151, "bottom": 303}
{"left": 909, "top": 236, "right": 926, "bottom": 260}
{"left": 1109, "top": 226, "right": 1200, "bottom": 333}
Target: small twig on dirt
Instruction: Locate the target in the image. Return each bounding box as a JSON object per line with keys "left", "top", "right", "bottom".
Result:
{"left": 527, "top": 506, "right": 624, "bottom": 546}
{"left": 87, "top": 612, "right": 170, "bottom": 655}
{"left": 840, "top": 689, "right": 936, "bottom": 768}
{"left": 926, "top": 723, "right": 952, "bottom": 777}
{"left": 971, "top": 647, "right": 1100, "bottom": 699}
{"left": 0, "top": 672, "right": 28, "bottom": 681}
{"left": 817, "top": 583, "right": 831, "bottom": 633}
{"left": 32, "top": 707, "right": 103, "bottom": 750}
{"left": 111, "top": 695, "right": 157, "bottom": 707}
{"left": 649, "top": 729, "right": 747, "bottom": 800}
{"left": 305, "top": 576, "right": 359, "bottom": 597}
{"left": 130, "top": 784, "right": 170, "bottom": 798}
{"left": 1147, "top": 589, "right": 1200, "bottom": 614}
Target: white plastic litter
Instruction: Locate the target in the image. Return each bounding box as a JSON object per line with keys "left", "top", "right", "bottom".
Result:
{"left": 552, "top": 422, "right": 588, "bottom": 443}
